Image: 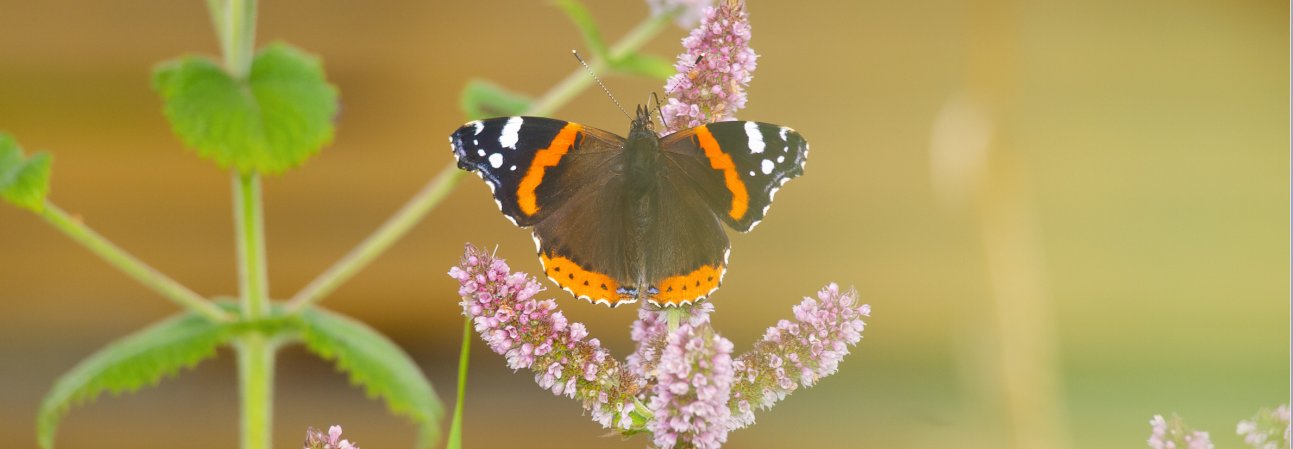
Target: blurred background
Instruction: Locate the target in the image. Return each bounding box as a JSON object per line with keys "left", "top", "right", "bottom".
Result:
{"left": 0, "top": 1, "right": 1287, "bottom": 448}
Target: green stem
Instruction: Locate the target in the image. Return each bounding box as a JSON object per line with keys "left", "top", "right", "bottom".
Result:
{"left": 527, "top": 12, "right": 673, "bottom": 116}
{"left": 234, "top": 172, "right": 270, "bottom": 319}
{"left": 447, "top": 317, "right": 472, "bottom": 449}
{"left": 236, "top": 334, "right": 277, "bottom": 449}
{"left": 285, "top": 164, "right": 464, "bottom": 312}
{"left": 223, "top": 0, "right": 257, "bottom": 79}
{"left": 666, "top": 307, "right": 684, "bottom": 332}
{"left": 37, "top": 203, "right": 231, "bottom": 321}
{"left": 285, "top": 12, "right": 674, "bottom": 312}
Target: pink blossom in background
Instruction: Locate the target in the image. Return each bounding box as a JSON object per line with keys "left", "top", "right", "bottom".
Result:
{"left": 303, "top": 425, "right": 360, "bottom": 449}
{"left": 1148, "top": 414, "right": 1214, "bottom": 449}
{"left": 1236, "top": 404, "right": 1291, "bottom": 449}
{"left": 647, "top": 0, "right": 713, "bottom": 28}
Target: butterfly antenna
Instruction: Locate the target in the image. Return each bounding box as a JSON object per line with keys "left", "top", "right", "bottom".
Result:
{"left": 651, "top": 92, "right": 668, "bottom": 128}
{"left": 572, "top": 50, "right": 631, "bottom": 121}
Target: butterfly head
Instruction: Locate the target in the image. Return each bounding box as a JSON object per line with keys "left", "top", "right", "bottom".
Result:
{"left": 632, "top": 104, "right": 657, "bottom": 134}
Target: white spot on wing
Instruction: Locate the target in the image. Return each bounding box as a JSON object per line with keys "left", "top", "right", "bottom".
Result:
{"left": 749, "top": 170, "right": 756, "bottom": 176}
{"left": 777, "top": 155, "right": 785, "bottom": 163}
{"left": 745, "top": 121, "right": 766, "bottom": 153}
{"left": 510, "top": 165, "right": 517, "bottom": 171}
{"left": 488, "top": 153, "right": 504, "bottom": 169}
{"left": 499, "top": 117, "right": 524, "bottom": 149}
{"left": 470, "top": 120, "right": 484, "bottom": 135}
{"left": 779, "top": 126, "right": 791, "bottom": 141}
{"left": 477, "top": 149, "right": 486, "bottom": 157}
{"left": 761, "top": 159, "right": 775, "bottom": 175}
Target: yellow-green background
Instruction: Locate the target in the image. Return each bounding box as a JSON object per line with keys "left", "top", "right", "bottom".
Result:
{"left": 0, "top": 1, "right": 1286, "bottom": 448}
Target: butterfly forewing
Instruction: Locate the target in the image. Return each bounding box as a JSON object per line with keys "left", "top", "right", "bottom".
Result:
{"left": 451, "top": 116, "right": 625, "bottom": 227}
{"left": 660, "top": 121, "right": 809, "bottom": 232}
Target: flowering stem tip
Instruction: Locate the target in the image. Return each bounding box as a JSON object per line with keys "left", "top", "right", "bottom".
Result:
{"left": 449, "top": 244, "right": 871, "bottom": 449}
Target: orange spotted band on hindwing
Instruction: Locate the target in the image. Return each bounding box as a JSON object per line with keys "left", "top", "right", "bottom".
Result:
{"left": 450, "top": 107, "right": 808, "bottom": 307}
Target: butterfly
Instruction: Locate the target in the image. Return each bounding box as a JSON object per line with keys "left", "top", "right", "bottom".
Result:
{"left": 449, "top": 106, "right": 808, "bottom": 307}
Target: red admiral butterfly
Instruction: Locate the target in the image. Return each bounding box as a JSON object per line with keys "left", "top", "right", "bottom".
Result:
{"left": 450, "top": 106, "right": 808, "bottom": 307}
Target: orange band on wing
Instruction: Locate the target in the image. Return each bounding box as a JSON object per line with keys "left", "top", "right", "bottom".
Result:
{"left": 651, "top": 264, "right": 724, "bottom": 306}
{"left": 694, "top": 125, "right": 749, "bottom": 221}
{"left": 540, "top": 252, "right": 624, "bottom": 304}
{"left": 517, "top": 123, "right": 584, "bottom": 216}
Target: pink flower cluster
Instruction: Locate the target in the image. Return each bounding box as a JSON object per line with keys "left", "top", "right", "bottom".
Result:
{"left": 648, "top": 311, "right": 734, "bottom": 449}
{"left": 659, "top": 0, "right": 758, "bottom": 133}
{"left": 448, "top": 245, "right": 642, "bottom": 430}
{"left": 303, "top": 425, "right": 359, "bottom": 449}
{"left": 449, "top": 246, "right": 872, "bottom": 449}
{"left": 1236, "top": 405, "right": 1291, "bottom": 449}
{"left": 1148, "top": 415, "right": 1214, "bottom": 449}
{"left": 728, "top": 283, "right": 870, "bottom": 428}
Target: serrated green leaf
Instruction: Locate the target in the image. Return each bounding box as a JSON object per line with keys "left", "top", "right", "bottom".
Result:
{"left": 0, "top": 132, "right": 53, "bottom": 212}
{"left": 37, "top": 311, "right": 233, "bottom": 449}
{"left": 459, "top": 79, "right": 532, "bottom": 120}
{"left": 299, "top": 307, "right": 444, "bottom": 448}
{"left": 555, "top": 0, "right": 608, "bottom": 60}
{"left": 611, "top": 53, "right": 676, "bottom": 80}
{"left": 153, "top": 42, "right": 339, "bottom": 174}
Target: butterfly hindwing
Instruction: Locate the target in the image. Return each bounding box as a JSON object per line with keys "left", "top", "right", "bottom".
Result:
{"left": 450, "top": 116, "right": 625, "bottom": 227}
{"left": 644, "top": 167, "right": 731, "bottom": 306}
{"left": 660, "top": 121, "right": 809, "bottom": 232}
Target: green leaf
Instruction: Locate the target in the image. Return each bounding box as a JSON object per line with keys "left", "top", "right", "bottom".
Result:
{"left": 299, "top": 307, "right": 444, "bottom": 448}
{"left": 555, "top": 0, "right": 608, "bottom": 60}
{"left": 152, "top": 42, "right": 339, "bottom": 174}
{"left": 37, "top": 311, "right": 233, "bottom": 449}
{"left": 0, "top": 132, "right": 53, "bottom": 212}
{"left": 611, "top": 53, "right": 676, "bottom": 80}
{"left": 459, "top": 79, "right": 532, "bottom": 120}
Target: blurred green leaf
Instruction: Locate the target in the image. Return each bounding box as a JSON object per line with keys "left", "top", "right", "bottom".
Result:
{"left": 460, "top": 79, "right": 532, "bottom": 120}
{"left": 555, "top": 0, "right": 608, "bottom": 60}
{"left": 152, "top": 42, "right": 339, "bottom": 174}
{"left": 299, "top": 307, "right": 444, "bottom": 448}
{"left": 0, "top": 132, "right": 52, "bottom": 212}
{"left": 37, "top": 311, "right": 233, "bottom": 449}
{"left": 611, "top": 53, "right": 676, "bottom": 80}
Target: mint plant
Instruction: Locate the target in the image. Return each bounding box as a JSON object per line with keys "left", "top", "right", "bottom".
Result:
{"left": 3, "top": 1, "right": 689, "bottom": 448}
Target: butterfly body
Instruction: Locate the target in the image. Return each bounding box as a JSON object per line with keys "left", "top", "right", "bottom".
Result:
{"left": 451, "top": 106, "right": 807, "bottom": 307}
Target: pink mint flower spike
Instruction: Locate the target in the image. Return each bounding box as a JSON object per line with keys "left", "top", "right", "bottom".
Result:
{"left": 727, "top": 283, "right": 871, "bottom": 429}
{"left": 647, "top": 311, "right": 735, "bottom": 449}
{"left": 629, "top": 303, "right": 714, "bottom": 381}
{"left": 449, "top": 244, "right": 643, "bottom": 430}
{"left": 1149, "top": 414, "right": 1214, "bottom": 449}
{"left": 1236, "top": 404, "right": 1291, "bottom": 449}
{"left": 303, "top": 425, "right": 360, "bottom": 449}
{"left": 660, "top": 0, "right": 759, "bottom": 134}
